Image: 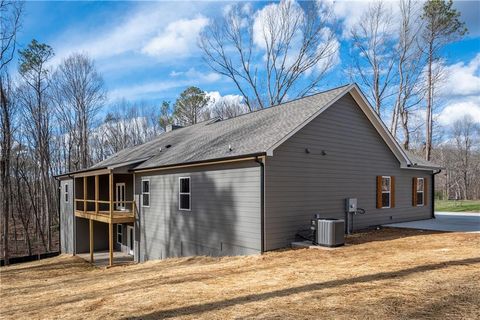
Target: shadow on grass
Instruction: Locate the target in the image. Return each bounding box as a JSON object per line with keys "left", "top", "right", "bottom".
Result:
{"left": 0, "top": 256, "right": 91, "bottom": 275}
{"left": 125, "top": 257, "right": 480, "bottom": 319}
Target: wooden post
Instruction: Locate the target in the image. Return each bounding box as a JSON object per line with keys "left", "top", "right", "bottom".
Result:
{"left": 109, "top": 172, "right": 113, "bottom": 266}
{"left": 89, "top": 219, "right": 94, "bottom": 263}
{"left": 95, "top": 175, "right": 99, "bottom": 214}
{"left": 83, "top": 176, "right": 87, "bottom": 213}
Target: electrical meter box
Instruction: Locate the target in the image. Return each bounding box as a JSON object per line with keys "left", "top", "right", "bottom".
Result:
{"left": 346, "top": 198, "right": 357, "bottom": 213}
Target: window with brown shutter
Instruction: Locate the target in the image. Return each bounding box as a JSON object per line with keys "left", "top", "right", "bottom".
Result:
{"left": 377, "top": 176, "right": 393, "bottom": 208}
{"left": 413, "top": 177, "right": 427, "bottom": 206}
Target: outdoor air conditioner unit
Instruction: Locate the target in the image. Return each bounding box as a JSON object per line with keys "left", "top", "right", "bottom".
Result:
{"left": 314, "top": 218, "right": 345, "bottom": 247}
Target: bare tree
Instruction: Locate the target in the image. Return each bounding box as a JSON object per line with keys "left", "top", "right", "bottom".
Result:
{"left": 0, "top": 0, "right": 22, "bottom": 264}
{"left": 89, "top": 100, "right": 161, "bottom": 163}
{"left": 391, "top": 0, "right": 425, "bottom": 149}
{"left": 210, "top": 98, "right": 247, "bottom": 120}
{"left": 51, "top": 53, "right": 106, "bottom": 170}
{"left": 421, "top": 0, "right": 467, "bottom": 161}
{"left": 200, "top": 0, "right": 338, "bottom": 110}
{"left": 18, "top": 39, "right": 55, "bottom": 252}
{"left": 0, "top": 74, "right": 15, "bottom": 264}
{"left": 350, "top": 1, "right": 395, "bottom": 117}
{"left": 452, "top": 115, "right": 478, "bottom": 200}
{"left": 0, "top": 0, "right": 23, "bottom": 71}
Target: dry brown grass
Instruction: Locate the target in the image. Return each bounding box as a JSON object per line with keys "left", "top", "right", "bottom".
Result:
{"left": 1, "top": 228, "right": 479, "bottom": 320}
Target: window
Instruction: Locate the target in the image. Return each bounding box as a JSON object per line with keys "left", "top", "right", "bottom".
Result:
{"left": 179, "top": 177, "right": 191, "bottom": 211}
{"left": 64, "top": 184, "right": 69, "bottom": 203}
{"left": 117, "top": 224, "right": 123, "bottom": 244}
{"left": 417, "top": 178, "right": 424, "bottom": 206}
{"left": 381, "top": 176, "right": 391, "bottom": 208}
{"left": 415, "top": 177, "right": 425, "bottom": 206}
{"left": 377, "top": 176, "right": 395, "bottom": 209}
{"left": 142, "top": 179, "right": 150, "bottom": 207}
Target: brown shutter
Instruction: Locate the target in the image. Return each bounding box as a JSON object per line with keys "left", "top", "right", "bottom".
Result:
{"left": 376, "top": 176, "right": 382, "bottom": 208}
{"left": 423, "top": 177, "right": 428, "bottom": 205}
{"left": 391, "top": 176, "right": 395, "bottom": 208}
{"left": 412, "top": 178, "right": 417, "bottom": 206}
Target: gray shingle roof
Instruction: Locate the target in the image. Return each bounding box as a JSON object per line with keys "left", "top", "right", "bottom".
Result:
{"left": 405, "top": 150, "right": 442, "bottom": 169}
{"left": 84, "top": 83, "right": 440, "bottom": 173}
{"left": 92, "top": 85, "right": 350, "bottom": 171}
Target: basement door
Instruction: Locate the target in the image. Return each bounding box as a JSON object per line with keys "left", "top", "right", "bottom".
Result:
{"left": 116, "top": 183, "right": 126, "bottom": 211}
{"left": 127, "top": 225, "right": 134, "bottom": 256}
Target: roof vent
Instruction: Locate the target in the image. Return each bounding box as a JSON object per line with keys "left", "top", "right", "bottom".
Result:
{"left": 166, "top": 124, "right": 183, "bottom": 132}
{"left": 165, "top": 144, "right": 172, "bottom": 149}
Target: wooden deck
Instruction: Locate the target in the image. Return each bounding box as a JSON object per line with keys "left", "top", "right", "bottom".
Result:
{"left": 74, "top": 173, "right": 136, "bottom": 266}
{"left": 75, "top": 210, "right": 135, "bottom": 224}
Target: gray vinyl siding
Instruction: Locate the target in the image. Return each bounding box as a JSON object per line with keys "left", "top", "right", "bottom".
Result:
{"left": 135, "top": 161, "right": 261, "bottom": 261}
{"left": 264, "top": 93, "right": 433, "bottom": 250}
{"left": 60, "top": 179, "right": 74, "bottom": 254}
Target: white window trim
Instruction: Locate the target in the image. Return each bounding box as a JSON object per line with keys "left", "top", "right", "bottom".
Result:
{"left": 416, "top": 177, "right": 424, "bottom": 207}
{"left": 179, "top": 177, "right": 191, "bottom": 211}
{"left": 381, "top": 176, "right": 391, "bottom": 209}
{"left": 116, "top": 224, "right": 123, "bottom": 244}
{"left": 64, "top": 184, "right": 69, "bottom": 203}
{"left": 141, "top": 179, "right": 150, "bottom": 208}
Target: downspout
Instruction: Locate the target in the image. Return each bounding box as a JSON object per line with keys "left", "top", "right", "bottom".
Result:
{"left": 432, "top": 169, "right": 442, "bottom": 219}
{"left": 68, "top": 174, "right": 76, "bottom": 255}
{"left": 54, "top": 176, "right": 61, "bottom": 254}
{"left": 255, "top": 157, "right": 265, "bottom": 253}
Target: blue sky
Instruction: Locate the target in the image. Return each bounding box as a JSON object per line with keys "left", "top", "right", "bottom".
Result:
{"left": 15, "top": 0, "right": 480, "bottom": 126}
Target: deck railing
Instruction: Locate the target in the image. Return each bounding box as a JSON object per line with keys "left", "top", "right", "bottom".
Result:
{"left": 74, "top": 199, "right": 137, "bottom": 218}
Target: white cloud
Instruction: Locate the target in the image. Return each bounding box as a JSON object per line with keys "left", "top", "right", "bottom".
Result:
{"left": 142, "top": 16, "right": 209, "bottom": 57}
{"left": 205, "top": 91, "right": 249, "bottom": 118}
{"left": 438, "top": 53, "right": 480, "bottom": 98}
{"left": 50, "top": 2, "right": 210, "bottom": 66}
{"left": 184, "top": 68, "right": 221, "bottom": 82}
{"left": 206, "top": 91, "right": 244, "bottom": 107}
{"left": 437, "top": 99, "right": 480, "bottom": 125}
{"left": 436, "top": 54, "right": 480, "bottom": 126}
{"left": 109, "top": 68, "right": 221, "bottom": 101}
{"left": 329, "top": 0, "right": 404, "bottom": 39}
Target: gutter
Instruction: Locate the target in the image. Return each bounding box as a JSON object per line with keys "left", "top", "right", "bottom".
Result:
{"left": 133, "top": 153, "right": 266, "bottom": 173}
{"left": 432, "top": 169, "right": 442, "bottom": 219}
{"left": 255, "top": 156, "right": 265, "bottom": 253}
{"left": 68, "top": 173, "right": 76, "bottom": 255}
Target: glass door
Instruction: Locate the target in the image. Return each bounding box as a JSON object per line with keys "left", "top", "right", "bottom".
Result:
{"left": 115, "top": 183, "right": 126, "bottom": 211}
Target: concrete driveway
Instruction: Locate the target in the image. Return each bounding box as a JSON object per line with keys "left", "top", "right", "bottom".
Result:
{"left": 384, "top": 212, "right": 480, "bottom": 233}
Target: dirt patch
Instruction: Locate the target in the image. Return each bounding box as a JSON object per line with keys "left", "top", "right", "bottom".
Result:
{"left": 1, "top": 228, "right": 479, "bottom": 319}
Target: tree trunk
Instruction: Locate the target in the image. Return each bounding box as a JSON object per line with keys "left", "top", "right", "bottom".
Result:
{"left": 425, "top": 43, "right": 434, "bottom": 161}
{"left": 0, "top": 78, "right": 11, "bottom": 265}
{"left": 400, "top": 109, "right": 410, "bottom": 150}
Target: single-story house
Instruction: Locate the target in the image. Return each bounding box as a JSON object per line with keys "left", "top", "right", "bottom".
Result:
{"left": 56, "top": 84, "right": 441, "bottom": 266}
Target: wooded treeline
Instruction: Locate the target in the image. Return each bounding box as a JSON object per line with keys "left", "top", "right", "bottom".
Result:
{"left": 1, "top": 0, "right": 478, "bottom": 264}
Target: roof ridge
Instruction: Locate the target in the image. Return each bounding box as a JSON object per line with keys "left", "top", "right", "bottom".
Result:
{"left": 208, "top": 83, "right": 352, "bottom": 125}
